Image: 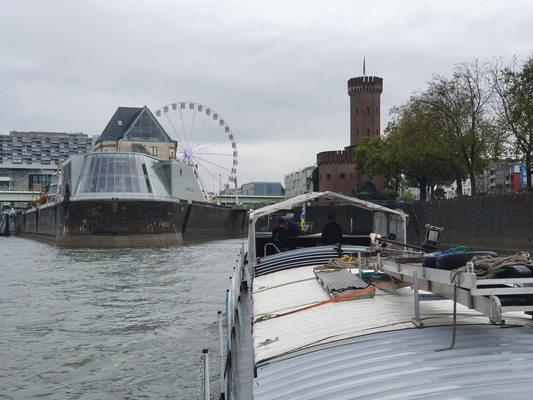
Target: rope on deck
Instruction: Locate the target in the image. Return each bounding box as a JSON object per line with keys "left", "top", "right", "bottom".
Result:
{"left": 450, "top": 252, "right": 533, "bottom": 282}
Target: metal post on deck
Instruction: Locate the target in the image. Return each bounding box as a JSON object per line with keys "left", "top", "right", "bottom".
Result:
{"left": 202, "top": 349, "right": 210, "bottom": 400}
{"left": 358, "top": 252, "right": 362, "bottom": 279}
{"left": 225, "top": 289, "right": 231, "bottom": 352}
{"left": 218, "top": 311, "right": 225, "bottom": 400}
{"left": 413, "top": 271, "right": 424, "bottom": 328}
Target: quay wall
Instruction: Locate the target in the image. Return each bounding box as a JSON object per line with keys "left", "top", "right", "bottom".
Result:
{"left": 398, "top": 194, "right": 533, "bottom": 254}
{"left": 13, "top": 200, "right": 246, "bottom": 248}
{"left": 182, "top": 202, "right": 233, "bottom": 243}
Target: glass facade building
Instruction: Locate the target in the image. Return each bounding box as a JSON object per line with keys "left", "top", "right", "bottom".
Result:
{"left": 67, "top": 152, "right": 205, "bottom": 203}
{"left": 75, "top": 153, "right": 171, "bottom": 196}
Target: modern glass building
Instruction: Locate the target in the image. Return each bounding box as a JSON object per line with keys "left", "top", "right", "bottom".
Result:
{"left": 241, "top": 181, "right": 282, "bottom": 196}
{"left": 62, "top": 152, "right": 205, "bottom": 202}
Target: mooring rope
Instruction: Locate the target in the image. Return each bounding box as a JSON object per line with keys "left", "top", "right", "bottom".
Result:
{"left": 312, "top": 258, "right": 360, "bottom": 270}
{"left": 450, "top": 251, "right": 533, "bottom": 282}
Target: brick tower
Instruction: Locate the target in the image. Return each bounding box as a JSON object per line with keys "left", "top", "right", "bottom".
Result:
{"left": 316, "top": 74, "right": 384, "bottom": 197}
{"left": 348, "top": 76, "right": 383, "bottom": 148}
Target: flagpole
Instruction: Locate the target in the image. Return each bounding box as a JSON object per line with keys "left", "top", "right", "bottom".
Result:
{"left": 300, "top": 203, "right": 305, "bottom": 231}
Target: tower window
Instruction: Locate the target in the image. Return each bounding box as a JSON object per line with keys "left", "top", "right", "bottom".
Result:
{"left": 340, "top": 173, "right": 346, "bottom": 180}
{"left": 376, "top": 108, "right": 379, "bottom": 115}
{"left": 351, "top": 173, "right": 353, "bottom": 179}
{"left": 367, "top": 107, "right": 370, "bottom": 115}
{"left": 356, "top": 129, "right": 359, "bottom": 137}
{"left": 367, "top": 129, "right": 370, "bottom": 136}
{"left": 376, "top": 129, "right": 378, "bottom": 135}
{"left": 326, "top": 174, "right": 331, "bottom": 180}
{"left": 356, "top": 108, "right": 359, "bottom": 116}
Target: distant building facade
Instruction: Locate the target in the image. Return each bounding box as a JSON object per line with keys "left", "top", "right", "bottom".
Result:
{"left": 477, "top": 160, "right": 524, "bottom": 194}
{"left": 93, "top": 106, "right": 177, "bottom": 160}
{"left": 0, "top": 131, "right": 92, "bottom": 191}
{"left": 401, "top": 160, "right": 526, "bottom": 200}
{"left": 284, "top": 166, "right": 314, "bottom": 198}
{"left": 241, "top": 182, "right": 282, "bottom": 196}
{"left": 316, "top": 75, "right": 384, "bottom": 197}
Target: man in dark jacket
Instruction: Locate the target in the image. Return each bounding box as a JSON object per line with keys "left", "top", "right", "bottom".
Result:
{"left": 272, "top": 219, "right": 290, "bottom": 251}
{"left": 287, "top": 220, "right": 303, "bottom": 237}
{"left": 321, "top": 214, "right": 343, "bottom": 245}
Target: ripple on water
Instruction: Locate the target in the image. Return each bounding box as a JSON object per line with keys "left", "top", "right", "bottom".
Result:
{"left": 0, "top": 236, "right": 244, "bottom": 399}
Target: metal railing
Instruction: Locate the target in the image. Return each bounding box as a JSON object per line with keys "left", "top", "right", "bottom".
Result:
{"left": 221, "top": 240, "right": 246, "bottom": 400}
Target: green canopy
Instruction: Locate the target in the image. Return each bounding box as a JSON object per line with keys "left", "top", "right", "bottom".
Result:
{"left": 357, "top": 191, "right": 371, "bottom": 196}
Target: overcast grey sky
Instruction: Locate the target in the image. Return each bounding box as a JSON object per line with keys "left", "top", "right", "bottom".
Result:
{"left": 1, "top": 0, "right": 532, "bottom": 187}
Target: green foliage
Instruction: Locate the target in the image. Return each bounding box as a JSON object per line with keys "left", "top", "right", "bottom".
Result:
{"left": 422, "top": 60, "right": 497, "bottom": 195}
{"left": 399, "top": 190, "right": 415, "bottom": 203}
{"left": 354, "top": 136, "right": 404, "bottom": 191}
{"left": 384, "top": 98, "right": 455, "bottom": 200}
{"left": 497, "top": 54, "right": 533, "bottom": 188}
{"left": 377, "top": 190, "right": 398, "bottom": 200}
{"left": 281, "top": 186, "right": 286, "bottom": 196}
{"left": 353, "top": 57, "right": 532, "bottom": 199}
{"left": 311, "top": 167, "right": 319, "bottom": 192}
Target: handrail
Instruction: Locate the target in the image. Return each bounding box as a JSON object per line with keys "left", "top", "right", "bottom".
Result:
{"left": 264, "top": 243, "right": 281, "bottom": 255}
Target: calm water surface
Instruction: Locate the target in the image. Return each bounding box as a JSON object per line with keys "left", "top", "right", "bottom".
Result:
{"left": 0, "top": 236, "right": 244, "bottom": 399}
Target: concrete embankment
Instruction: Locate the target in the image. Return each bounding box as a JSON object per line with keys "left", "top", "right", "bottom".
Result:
{"left": 398, "top": 193, "right": 533, "bottom": 254}
{"left": 289, "top": 194, "right": 533, "bottom": 255}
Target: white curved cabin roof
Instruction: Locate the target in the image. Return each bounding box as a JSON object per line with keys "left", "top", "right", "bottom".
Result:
{"left": 251, "top": 265, "right": 533, "bottom": 399}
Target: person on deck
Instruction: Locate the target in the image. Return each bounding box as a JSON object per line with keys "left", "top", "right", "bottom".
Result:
{"left": 272, "top": 219, "right": 290, "bottom": 252}
{"left": 287, "top": 219, "right": 304, "bottom": 237}
{"left": 321, "top": 214, "right": 343, "bottom": 245}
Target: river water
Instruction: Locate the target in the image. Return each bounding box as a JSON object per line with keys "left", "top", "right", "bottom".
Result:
{"left": 0, "top": 236, "right": 245, "bottom": 399}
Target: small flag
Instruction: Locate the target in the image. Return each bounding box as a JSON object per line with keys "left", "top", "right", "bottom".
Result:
{"left": 300, "top": 203, "right": 305, "bottom": 230}
{"left": 233, "top": 177, "right": 237, "bottom": 188}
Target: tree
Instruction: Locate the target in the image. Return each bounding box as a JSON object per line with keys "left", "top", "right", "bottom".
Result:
{"left": 423, "top": 60, "right": 497, "bottom": 195}
{"left": 311, "top": 167, "right": 319, "bottom": 192}
{"left": 355, "top": 95, "right": 456, "bottom": 201}
{"left": 399, "top": 190, "right": 415, "bottom": 202}
{"left": 377, "top": 190, "right": 398, "bottom": 200}
{"left": 492, "top": 54, "right": 533, "bottom": 188}
{"left": 384, "top": 99, "right": 455, "bottom": 201}
{"left": 354, "top": 136, "right": 403, "bottom": 192}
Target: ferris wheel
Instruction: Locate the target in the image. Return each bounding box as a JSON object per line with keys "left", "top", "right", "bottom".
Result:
{"left": 154, "top": 102, "right": 238, "bottom": 201}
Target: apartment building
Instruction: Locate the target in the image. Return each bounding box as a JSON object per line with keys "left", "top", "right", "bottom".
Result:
{"left": 0, "top": 131, "right": 92, "bottom": 190}
{"left": 284, "top": 166, "right": 315, "bottom": 198}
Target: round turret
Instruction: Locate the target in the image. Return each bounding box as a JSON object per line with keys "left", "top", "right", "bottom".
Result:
{"left": 347, "top": 76, "right": 383, "bottom": 147}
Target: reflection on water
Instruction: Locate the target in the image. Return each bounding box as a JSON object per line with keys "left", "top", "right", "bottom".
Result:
{"left": 0, "top": 236, "right": 244, "bottom": 399}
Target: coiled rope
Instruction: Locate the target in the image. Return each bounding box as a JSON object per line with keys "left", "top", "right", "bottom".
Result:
{"left": 315, "top": 258, "right": 359, "bottom": 270}
{"left": 450, "top": 251, "right": 533, "bottom": 282}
